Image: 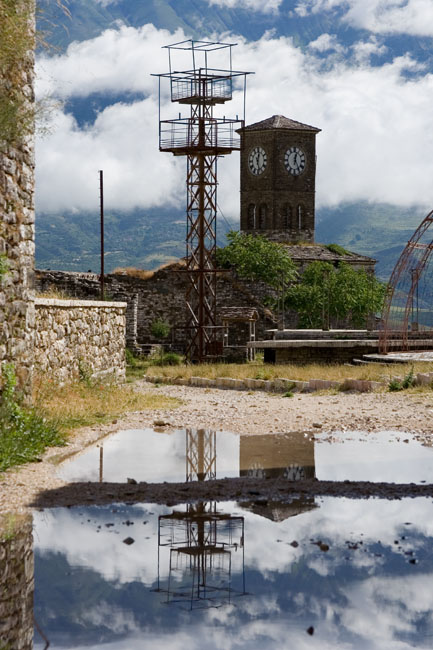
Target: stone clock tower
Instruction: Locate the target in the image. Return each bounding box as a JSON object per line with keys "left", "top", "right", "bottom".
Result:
{"left": 238, "top": 115, "right": 321, "bottom": 243}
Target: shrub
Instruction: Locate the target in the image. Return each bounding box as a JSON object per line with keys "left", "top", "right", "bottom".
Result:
{"left": 150, "top": 318, "right": 170, "bottom": 340}
{"left": 152, "top": 352, "right": 183, "bottom": 366}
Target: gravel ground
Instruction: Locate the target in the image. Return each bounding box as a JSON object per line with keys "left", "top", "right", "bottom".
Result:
{"left": 2, "top": 380, "right": 433, "bottom": 514}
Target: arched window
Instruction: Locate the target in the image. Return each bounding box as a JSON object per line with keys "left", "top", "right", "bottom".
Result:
{"left": 297, "top": 204, "right": 304, "bottom": 230}
{"left": 258, "top": 204, "right": 267, "bottom": 230}
{"left": 247, "top": 203, "right": 256, "bottom": 229}
{"left": 283, "top": 204, "right": 292, "bottom": 230}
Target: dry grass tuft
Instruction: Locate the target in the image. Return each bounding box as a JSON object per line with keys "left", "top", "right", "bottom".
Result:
{"left": 33, "top": 375, "right": 182, "bottom": 433}
{"left": 112, "top": 267, "right": 156, "bottom": 280}
{"left": 145, "top": 361, "right": 433, "bottom": 384}
{"left": 36, "top": 287, "right": 72, "bottom": 300}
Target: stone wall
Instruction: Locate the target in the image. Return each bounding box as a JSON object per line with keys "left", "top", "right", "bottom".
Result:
{"left": 0, "top": 1, "right": 36, "bottom": 391}
{"left": 35, "top": 268, "right": 280, "bottom": 353}
{"left": 0, "top": 515, "right": 34, "bottom": 650}
{"left": 34, "top": 298, "right": 126, "bottom": 382}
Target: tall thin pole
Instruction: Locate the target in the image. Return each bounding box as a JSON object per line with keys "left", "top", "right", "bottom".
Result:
{"left": 99, "top": 170, "right": 104, "bottom": 300}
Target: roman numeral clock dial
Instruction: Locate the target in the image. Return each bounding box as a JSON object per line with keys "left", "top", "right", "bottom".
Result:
{"left": 284, "top": 146, "right": 306, "bottom": 176}
{"left": 248, "top": 146, "right": 267, "bottom": 175}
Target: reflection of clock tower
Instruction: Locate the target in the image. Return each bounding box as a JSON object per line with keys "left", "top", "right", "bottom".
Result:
{"left": 238, "top": 115, "right": 321, "bottom": 243}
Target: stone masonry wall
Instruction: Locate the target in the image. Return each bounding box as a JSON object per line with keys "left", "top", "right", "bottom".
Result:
{"left": 0, "top": 515, "right": 34, "bottom": 650}
{"left": 0, "top": 1, "right": 36, "bottom": 391}
{"left": 35, "top": 268, "right": 280, "bottom": 352}
{"left": 34, "top": 298, "right": 126, "bottom": 382}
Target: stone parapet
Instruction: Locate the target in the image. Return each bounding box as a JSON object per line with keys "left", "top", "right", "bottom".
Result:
{"left": 34, "top": 298, "right": 126, "bottom": 382}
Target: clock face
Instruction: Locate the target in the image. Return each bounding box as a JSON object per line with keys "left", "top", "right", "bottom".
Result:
{"left": 248, "top": 146, "right": 267, "bottom": 176}
{"left": 284, "top": 146, "right": 306, "bottom": 176}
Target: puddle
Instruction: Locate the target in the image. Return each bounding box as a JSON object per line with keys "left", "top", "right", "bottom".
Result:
{"left": 59, "top": 428, "right": 433, "bottom": 485}
{"left": 20, "top": 497, "right": 433, "bottom": 648}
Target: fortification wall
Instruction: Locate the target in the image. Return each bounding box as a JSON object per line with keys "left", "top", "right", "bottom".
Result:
{"left": 35, "top": 268, "right": 280, "bottom": 351}
{"left": 34, "top": 298, "right": 126, "bottom": 382}
{"left": 0, "top": 1, "right": 36, "bottom": 390}
{"left": 0, "top": 516, "right": 34, "bottom": 650}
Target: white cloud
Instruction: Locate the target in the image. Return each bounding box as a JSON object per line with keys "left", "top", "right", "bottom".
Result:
{"left": 206, "top": 0, "right": 282, "bottom": 12}
{"left": 295, "top": 0, "right": 433, "bottom": 37}
{"left": 35, "top": 22, "right": 433, "bottom": 217}
{"left": 308, "top": 33, "right": 346, "bottom": 54}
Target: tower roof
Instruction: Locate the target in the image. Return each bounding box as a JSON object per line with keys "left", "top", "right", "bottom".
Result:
{"left": 240, "top": 114, "right": 321, "bottom": 133}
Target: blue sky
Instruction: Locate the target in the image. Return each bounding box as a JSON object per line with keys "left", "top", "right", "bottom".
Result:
{"left": 35, "top": 0, "right": 433, "bottom": 219}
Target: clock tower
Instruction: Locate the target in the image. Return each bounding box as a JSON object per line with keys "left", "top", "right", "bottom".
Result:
{"left": 238, "top": 115, "right": 321, "bottom": 243}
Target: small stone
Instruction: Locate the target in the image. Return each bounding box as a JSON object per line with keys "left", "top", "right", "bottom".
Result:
{"left": 319, "top": 543, "right": 329, "bottom": 552}
{"left": 123, "top": 537, "right": 135, "bottom": 545}
{"left": 306, "top": 626, "right": 314, "bottom": 636}
{"left": 312, "top": 422, "right": 322, "bottom": 428}
{"left": 153, "top": 419, "right": 167, "bottom": 426}
{"left": 290, "top": 540, "right": 299, "bottom": 548}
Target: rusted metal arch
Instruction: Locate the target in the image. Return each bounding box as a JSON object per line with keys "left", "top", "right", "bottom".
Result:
{"left": 379, "top": 209, "right": 433, "bottom": 353}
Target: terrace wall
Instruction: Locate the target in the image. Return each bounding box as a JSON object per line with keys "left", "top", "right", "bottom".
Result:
{"left": 34, "top": 298, "right": 126, "bottom": 382}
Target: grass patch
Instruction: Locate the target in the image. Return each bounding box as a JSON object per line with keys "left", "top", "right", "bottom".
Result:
{"left": 33, "top": 374, "right": 181, "bottom": 433}
{"left": 0, "top": 364, "right": 65, "bottom": 473}
{"left": 144, "top": 360, "right": 433, "bottom": 384}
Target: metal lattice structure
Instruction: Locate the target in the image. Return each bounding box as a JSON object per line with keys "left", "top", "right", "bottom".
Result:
{"left": 186, "top": 429, "right": 216, "bottom": 482}
{"left": 380, "top": 209, "right": 433, "bottom": 353}
{"left": 156, "top": 505, "right": 246, "bottom": 610}
{"left": 153, "top": 40, "right": 251, "bottom": 362}
{"left": 156, "top": 426, "right": 245, "bottom": 609}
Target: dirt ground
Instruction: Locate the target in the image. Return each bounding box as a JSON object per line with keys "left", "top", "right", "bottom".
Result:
{"left": 2, "top": 380, "right": 433, "bottom": 514}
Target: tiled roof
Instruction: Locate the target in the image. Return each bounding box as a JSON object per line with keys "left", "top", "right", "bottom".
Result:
{"left": 239, "top": 115, "right": 321, "bottom": 133}
{"left": 282, "top": 244, "right": 375, "bottom": 264}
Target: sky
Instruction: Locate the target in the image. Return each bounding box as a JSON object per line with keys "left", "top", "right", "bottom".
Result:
{"left": 35, "top": 0, "right": 433, "bottom": 220}
{"left": 34, "top": 496, "right": 433, "bottom": 649}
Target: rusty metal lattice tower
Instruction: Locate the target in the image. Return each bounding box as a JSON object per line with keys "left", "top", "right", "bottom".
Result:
{"left": 153, "top": 40, "right": 251, "bottom": 362}
{"left": 379, "top": 208, "right": 433, "bottom": 353}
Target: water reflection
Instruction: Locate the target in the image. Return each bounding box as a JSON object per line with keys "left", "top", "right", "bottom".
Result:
{"left": 62, "top": 427, "right": 319, "bottom": 487}
{"left": 157, "top": 430, "right": 247, "bottom": 609}
{"left": 239, "top": 432, "right": 315, "bottom": 480}
{"left": 0, "top": 514, "right": 34, "bottom": 650}
{"left": 157, "top": 504, "right": 246, "bottom": 610}
{"left": 32, "top": 498, "right": 433, "bottom": 649}
{"left": 60, "top": 427, "right": 433, "bottom": 486}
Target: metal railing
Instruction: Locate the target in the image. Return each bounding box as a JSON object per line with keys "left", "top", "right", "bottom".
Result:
{"left": 159, "top": 118, "right": 242, "bottom": 151}
{"left": 170, "top": 76, "right": 232, "bottom": 103}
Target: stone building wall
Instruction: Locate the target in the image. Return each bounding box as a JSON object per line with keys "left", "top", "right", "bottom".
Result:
{"left": 34, "top": 298, "right": 126, "bottom": 382}
{"left": 0, "top": 1, "right": 36, "bottom": 391}
{"left": 0, "top": 515, "right": 34, "bottom": 650}
{"left": 35, "top": 268, "right": 280, "bottom": 352}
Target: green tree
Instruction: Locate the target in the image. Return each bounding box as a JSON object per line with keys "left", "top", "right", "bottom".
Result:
{"left": 285, "top": 261, "right": 386, "bottom": 329}
{"left": 216, "top": 230, "right": 297, "bottom": 289}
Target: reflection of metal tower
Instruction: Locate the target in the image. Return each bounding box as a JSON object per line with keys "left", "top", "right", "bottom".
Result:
{"left": 153, "top": 40, "right": 251, "bottom": 362}
{"left": 186, "top": 428, "right": 216, "bottom": 482}
{"left": 156, "top": 428, "right": 246, "bottom": 609}
{"left": 157, "top": 505, "right": 245, "bottom": 610}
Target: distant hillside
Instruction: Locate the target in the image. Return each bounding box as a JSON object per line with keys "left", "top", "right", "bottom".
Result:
{"left": 316, "top": 202, "right": 426, "bottom": 280}
{"left": 35, "top": 206, "right": 231, "bottom": 272}
{"left": 36, "top": 201, "right": 426, "bottom": 280}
